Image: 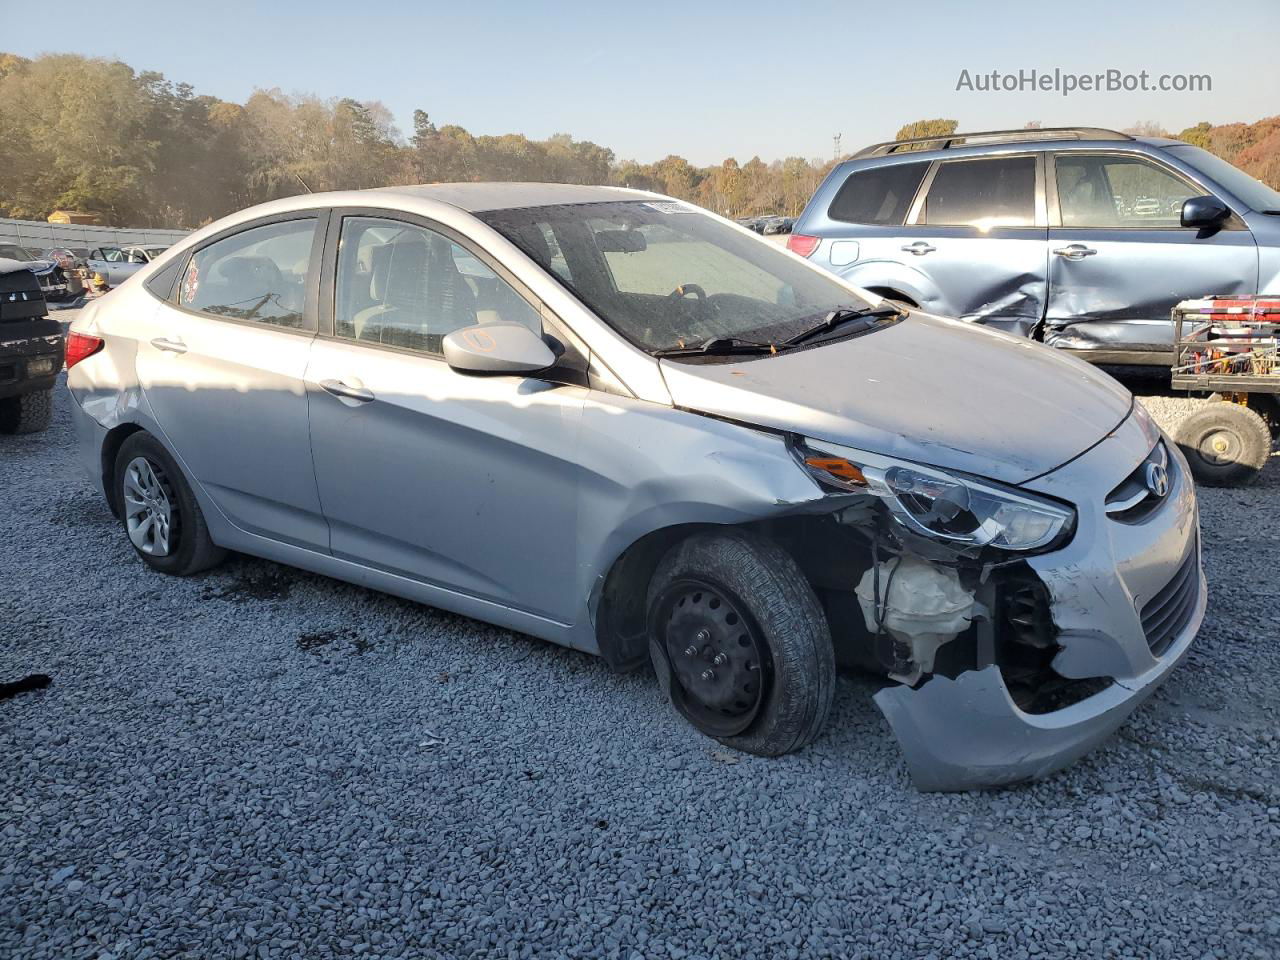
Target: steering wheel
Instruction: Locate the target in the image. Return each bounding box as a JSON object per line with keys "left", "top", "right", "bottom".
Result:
{"left": 667, "top": 283, "right": 707, "bottom": 305}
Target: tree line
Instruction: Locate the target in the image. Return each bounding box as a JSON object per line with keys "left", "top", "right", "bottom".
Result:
{"left": 1, "top": 53, "right": 1275, "bottom": 230}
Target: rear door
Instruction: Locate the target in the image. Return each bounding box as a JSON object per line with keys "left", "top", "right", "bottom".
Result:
{"left": 304, "top": 211, "right": 586, "bottom": 622}
{"left": 812, "top": 160, "right": 932, "bottom": 290}
{"left": 1044, "top": 151, "right": 1258, "bottom": 361}
{"left": 133, "top": 213, "right": 330, "bottom": 549}
{"left": 896, "top": 153, "right": 1048, "bottom": 335}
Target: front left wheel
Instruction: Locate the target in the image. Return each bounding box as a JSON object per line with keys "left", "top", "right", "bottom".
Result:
{"left": 647, "top": 531, "right": 835, "bottom": 757}
{"left": 113, "top": 432, "right": 226, "bottom": 575}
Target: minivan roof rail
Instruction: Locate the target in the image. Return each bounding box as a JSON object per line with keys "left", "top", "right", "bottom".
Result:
{"left": 853, "top": 127, "right": 1134, "bottom": 159}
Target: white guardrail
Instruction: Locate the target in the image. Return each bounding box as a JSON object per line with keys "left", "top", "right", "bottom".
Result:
{"left": 0, "top": 217, "right": 189, "bottom": 251}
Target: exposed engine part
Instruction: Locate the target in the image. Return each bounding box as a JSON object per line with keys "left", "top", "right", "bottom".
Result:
{"left": 855, "top": 555, "right": 976, "bottom": 684}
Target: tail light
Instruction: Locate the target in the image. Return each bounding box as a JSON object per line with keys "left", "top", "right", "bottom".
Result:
{"left": 65, "top": 332, "right": 104, "bottom": 369}
{"left": 786, "top": 234, "right": 820, "bottom": 257}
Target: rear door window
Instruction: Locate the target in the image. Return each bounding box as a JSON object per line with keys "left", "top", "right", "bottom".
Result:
{"left": 828, "top": 162, "right": 930, "bottom": 225}
{"left": 920, "top": 156, "right": 1037, "bottom": 228}
{"left": 179, "top": 218, "right": 317, "bottom": 329}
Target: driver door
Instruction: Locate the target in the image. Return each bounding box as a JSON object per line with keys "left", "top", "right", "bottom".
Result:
{"left": 305, "top": 212, "right": 588, "bottom": 623}
{"left": 1044, "top": 151, "right": 1258, "bottom": 358}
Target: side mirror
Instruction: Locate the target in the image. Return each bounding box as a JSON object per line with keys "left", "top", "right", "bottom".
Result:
{"left": 443, "top": 322, "right": 556, "bottom": 375}
{"left": 1181, "top": 195, "right": 1230, "bottom": 229}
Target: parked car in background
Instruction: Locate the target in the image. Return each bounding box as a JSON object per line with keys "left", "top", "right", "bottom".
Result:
{"left": 86, "top": 246, "right": 147, "bottom": 290}
{"left": 788, "top": 126, "right": 1280, "bottom": 365}
{"left": 40, "top": 248, "right": 87, "bottom": 298}
{"left": 66, "top": 183, "right": 1204, "bottom": 790}
{"left": 0, "top": 261, "right": 63, "bottom": 432}
{"left": 122, "top": 244, "right": 171, "bottom": 264}
{"left": 0, "top": 242, "right": 74, "bottom": 303}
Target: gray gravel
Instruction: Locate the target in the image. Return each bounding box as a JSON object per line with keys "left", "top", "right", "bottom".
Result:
{"left": 2, "top": 377, "right": 1278, "bottom": 960}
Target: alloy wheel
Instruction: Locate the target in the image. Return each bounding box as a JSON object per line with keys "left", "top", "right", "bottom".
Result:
{"left": 123, "top": 456, "right": 174, "bottom": 556}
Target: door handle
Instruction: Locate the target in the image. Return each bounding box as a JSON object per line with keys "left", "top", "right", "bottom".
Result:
{"left": 150, "top": 337, "right": 187, "bottom": 354}
{"left": 901, "top": 242, "right": 936, "bottom": 256}
{"left": 1053, "top": 244, "right": 1098, "bottom": 260}
{"left": 320, "top": 379, "right": 375, "bottom": 404}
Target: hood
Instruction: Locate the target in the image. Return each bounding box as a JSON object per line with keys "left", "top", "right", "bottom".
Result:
{"left": 660, "top": 311, "right": 1134, "bottom": 485}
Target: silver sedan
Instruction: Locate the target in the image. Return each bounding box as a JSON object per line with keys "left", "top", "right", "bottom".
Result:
{"left": 64, "top": 183, "right": 1205, "bottom": 790}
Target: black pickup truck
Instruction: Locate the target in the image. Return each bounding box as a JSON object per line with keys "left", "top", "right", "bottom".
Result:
{"left": 0, "top": 265, "right": 64, "bottom": 433}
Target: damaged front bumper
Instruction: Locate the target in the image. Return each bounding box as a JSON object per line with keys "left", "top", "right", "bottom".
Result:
{"left": 875, "top": 569, "right": 1203, "bottom": 791}
{"left": 872, "top": 410, "right": 1205, "bottom": 791}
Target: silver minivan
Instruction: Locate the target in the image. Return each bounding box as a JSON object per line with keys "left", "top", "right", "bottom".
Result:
{"left": 66, "top": 183, "right": 1205, "bottom": 790}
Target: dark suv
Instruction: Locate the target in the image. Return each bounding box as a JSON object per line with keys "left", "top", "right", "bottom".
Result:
{"left": 0, "top": 266, "right": 63, "bottom": 433}
{"left": 788, "top": 127, "right": 1280, "bottom": 365}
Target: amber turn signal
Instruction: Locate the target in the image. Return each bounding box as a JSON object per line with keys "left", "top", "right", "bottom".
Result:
{"left": 803, "top": 455, "right": 867, "bottom": 486}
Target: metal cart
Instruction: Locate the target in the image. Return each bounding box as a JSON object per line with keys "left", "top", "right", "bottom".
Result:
{"left": 1170, "top": 296, "right": 1280, "bottom": 486}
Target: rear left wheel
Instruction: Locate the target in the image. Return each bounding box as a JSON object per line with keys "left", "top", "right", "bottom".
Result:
{"left": 114, "top": 432, "right": 226, "bottom": 575}
{"left": 647, "top": 531, "right": 834, "bottom": 757}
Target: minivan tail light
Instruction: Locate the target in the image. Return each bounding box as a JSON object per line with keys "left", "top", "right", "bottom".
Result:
{"left": 65, "top": 332, "right": 104, "bottom": 369}
{"left": 787, "top": 234, "right": 820, "bottom": 257}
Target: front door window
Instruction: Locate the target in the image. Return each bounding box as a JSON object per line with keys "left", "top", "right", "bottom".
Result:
{"left": 1056, "top": 155, "right": 1199, "bottom": 228}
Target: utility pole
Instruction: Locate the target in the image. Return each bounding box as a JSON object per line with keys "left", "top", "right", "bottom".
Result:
{"left": 833, "top": 133, "right": 842, "bottom": 161}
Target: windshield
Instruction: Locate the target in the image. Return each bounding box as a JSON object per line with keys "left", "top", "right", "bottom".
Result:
{"left": 1167, "top": 145, "right": 1280, "bottom": 212}
{"left": 479, "top": 200, "right": 876, "bottom": 353}
{"left": 145, "top": 246, "right": 169, "bottom": 258}
{"left": 0, "top": 244, "right": 38, "bottom": 261}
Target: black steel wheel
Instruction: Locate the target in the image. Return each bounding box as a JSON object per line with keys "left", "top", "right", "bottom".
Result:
{"left": 653, "top": 579, "right": 773, "bottom": 738}
{"left": 647, "top": 531, "right": 834, "bottom": 757}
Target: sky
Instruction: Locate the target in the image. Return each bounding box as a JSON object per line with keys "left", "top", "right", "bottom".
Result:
{"left": 2, "top": 0, "right": 1277, "bottom": 165}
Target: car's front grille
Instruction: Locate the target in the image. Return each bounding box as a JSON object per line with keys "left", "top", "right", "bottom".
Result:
{"left": 1140, "top": 541, "right": 1200, "bottom": 657}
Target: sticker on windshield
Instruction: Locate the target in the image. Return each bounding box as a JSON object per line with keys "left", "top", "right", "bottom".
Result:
{"left": 641, "top": 201, "right": 695, "bottom": 214}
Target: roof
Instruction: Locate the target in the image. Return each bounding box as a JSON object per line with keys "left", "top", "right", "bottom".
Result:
{"left": 380, "top": 182, "right": 655, "bottom": 212}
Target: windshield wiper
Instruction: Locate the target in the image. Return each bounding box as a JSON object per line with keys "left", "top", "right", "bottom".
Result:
{"left": 653, "top": 336, "right": 778, "bottom": 358}
{"left": 781, "top": 304, "right": 905, "bottom": 348}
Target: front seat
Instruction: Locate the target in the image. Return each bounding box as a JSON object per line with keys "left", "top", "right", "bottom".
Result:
{"left": 352, "top": 241, "right": 431, "bottom": 348}
{"left": 423, "top": 234, "right": 478, "bottom": 334}
{"left": 1061, "top": 176, "right": 1117, "bottom": 227}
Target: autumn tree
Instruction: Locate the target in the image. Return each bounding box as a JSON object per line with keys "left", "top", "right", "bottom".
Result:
{"left": 3, "top": 52, "right": 1277, "bottom": 229}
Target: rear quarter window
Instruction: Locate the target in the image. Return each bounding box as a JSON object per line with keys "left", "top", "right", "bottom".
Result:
{"left": 828, "top": 162, "right": 930, "bottom": 225}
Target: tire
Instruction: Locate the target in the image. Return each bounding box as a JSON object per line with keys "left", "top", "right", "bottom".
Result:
{"left": 0, "top": 388, "right": 53, "bottom": 434}
{"left": 113, "top": 432, "right": 226, "bottom": 575}
{"left": 1246, "top": 394, "right": 1280, "bottom": 439}
{"left": 647, "top": 531, "right": 835, "bottom": 757}
{"left": 1175, "top": 401, "right": 1273, "bottom": 486}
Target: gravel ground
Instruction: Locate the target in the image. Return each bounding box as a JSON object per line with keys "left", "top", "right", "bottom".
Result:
{"left": 2, "top": 377, "right": 1278, "bottom": 960}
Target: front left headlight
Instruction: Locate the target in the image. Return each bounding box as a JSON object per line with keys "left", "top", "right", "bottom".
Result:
{"left": 796, "top": 440, "right": 1075, "bottom": 554}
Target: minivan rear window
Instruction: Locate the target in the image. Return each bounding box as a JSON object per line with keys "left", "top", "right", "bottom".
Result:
{"left": 828, "top": 162, "right": 929, "bottom": 225}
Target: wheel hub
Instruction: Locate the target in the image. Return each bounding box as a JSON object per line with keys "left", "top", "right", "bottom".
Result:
{"left": 658, "top": 581, "right": 770, "bottom": 736}
{"left": 1199, "top": 428, "right": 1239, "bottom": 465}
{"left": 123, "top": 456, "right": 174, "bottom": 557}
